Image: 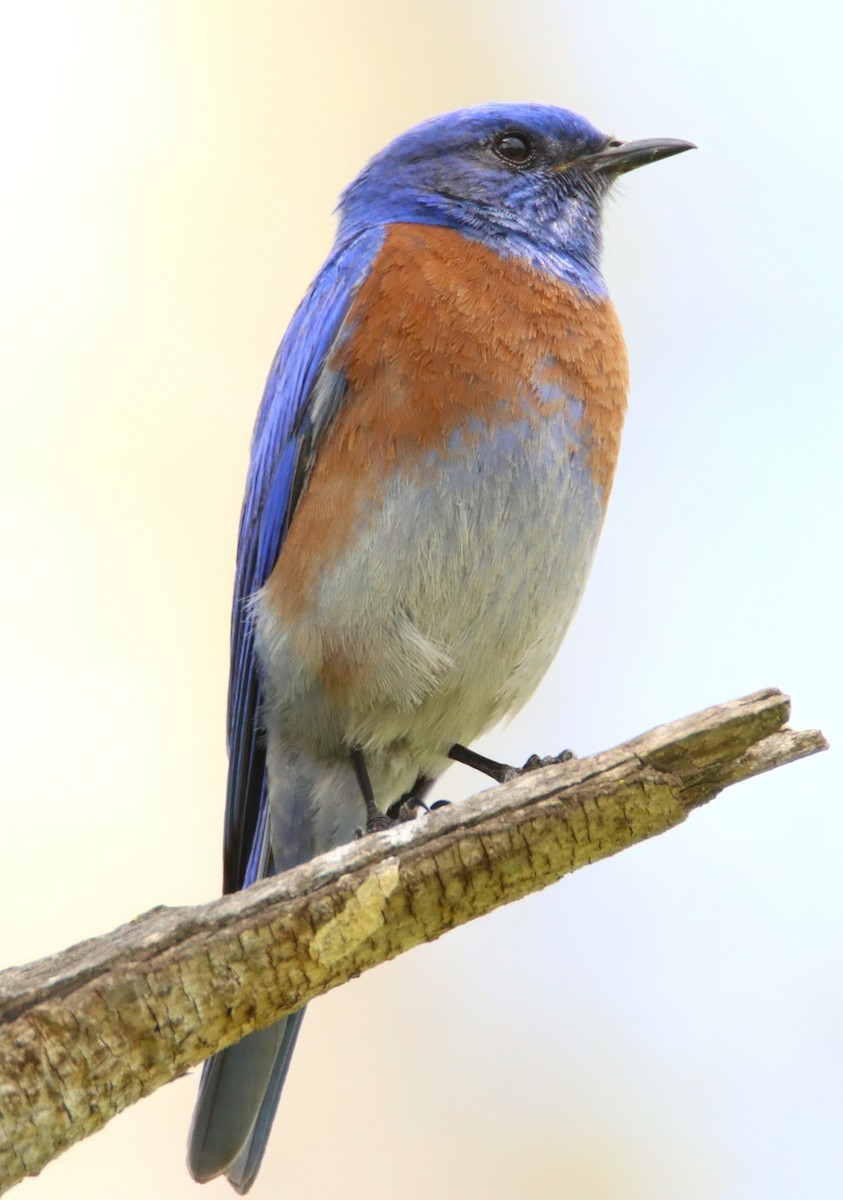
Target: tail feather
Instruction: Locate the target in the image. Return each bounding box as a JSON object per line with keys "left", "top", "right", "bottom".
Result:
{"left": 187, "top": 1010, "right": 305, "bottom": 1190}
{"left": 189, "top": 761, "right": 364, "bottom": 1188}
{"left": 225, "top": 1010, "right": 305, "bottom": 1193}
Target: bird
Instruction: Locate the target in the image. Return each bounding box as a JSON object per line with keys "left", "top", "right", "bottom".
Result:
{"left": 186, "top": 102, "right": 693, "bottom": 1192}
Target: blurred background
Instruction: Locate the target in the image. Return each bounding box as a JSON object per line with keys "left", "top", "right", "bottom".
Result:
{"left": 1, "top": 1, "right": 839, "bottom": 1197}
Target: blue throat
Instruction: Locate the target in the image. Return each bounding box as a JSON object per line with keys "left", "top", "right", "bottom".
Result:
{"left": 337, "top": 185, "right": 608, "bottom": 298}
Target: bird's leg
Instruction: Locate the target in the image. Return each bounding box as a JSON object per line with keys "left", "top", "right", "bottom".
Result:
{"left": 350, "top": 745, "right": 396, "bottom": 835}
{"left": 448, "top": 742, "right": 574, "bottom": 784}
{"left": 448, "top": 743, "right": 514, "bottom": 782}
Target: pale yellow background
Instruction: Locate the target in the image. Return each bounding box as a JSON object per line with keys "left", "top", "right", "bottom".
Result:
{"left": 1, "top": 2, "right": 839, "bottom": 1198}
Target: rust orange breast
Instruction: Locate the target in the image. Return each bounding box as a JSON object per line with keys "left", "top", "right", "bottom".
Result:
{"left": 267, "top": 222, "right": 628, "bottom": 621}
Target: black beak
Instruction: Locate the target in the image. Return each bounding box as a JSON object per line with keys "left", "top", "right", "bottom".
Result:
{"left": 577, "top": 137, "right": 696, "bottom": 175}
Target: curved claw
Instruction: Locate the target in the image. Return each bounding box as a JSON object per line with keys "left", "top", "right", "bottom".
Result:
{"left": 394, "top": 798, "right": 427, "bottom": 823}
{"left": 521, "top": 749, "right": 575, "bottom": 773}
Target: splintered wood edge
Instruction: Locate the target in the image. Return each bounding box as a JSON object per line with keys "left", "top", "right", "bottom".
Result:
{"left": 0, "top": 688, "right": 826, "bottom": 1019}
{"left": 0, "top": 689, "right": 828, "bottom": 1193}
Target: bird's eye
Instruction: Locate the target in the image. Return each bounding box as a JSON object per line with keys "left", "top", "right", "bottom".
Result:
{"left": 492, "top": 132, "right": 535, "bottom": 166}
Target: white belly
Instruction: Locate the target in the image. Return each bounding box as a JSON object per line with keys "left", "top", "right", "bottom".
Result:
{"left": 256, "top": 411, "right": 605, "bottom": 808}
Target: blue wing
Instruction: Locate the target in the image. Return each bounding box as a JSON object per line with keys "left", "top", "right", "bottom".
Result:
{"left": 188, "top": 227, "right": 387, "bottom": 1191}
{"left": 223, "top": 226, "right": 385, "bottom": 894}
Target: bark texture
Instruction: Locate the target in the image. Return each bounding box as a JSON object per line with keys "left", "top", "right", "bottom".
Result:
{"left": 0, "top": 688, "right": 827, "bottom": 1192}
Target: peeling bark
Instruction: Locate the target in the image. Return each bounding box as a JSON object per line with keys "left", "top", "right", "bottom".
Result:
{"left": 0, "top": 688, "right": 827, "bottom": 1193}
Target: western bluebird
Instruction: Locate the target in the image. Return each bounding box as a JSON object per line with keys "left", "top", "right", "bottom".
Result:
{"left": 187, "top": 103, "right": 693, "bottom": 1192}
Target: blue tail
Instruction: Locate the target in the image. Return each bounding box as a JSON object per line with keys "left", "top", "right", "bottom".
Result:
{"left": 187, "top": 1009, "right": 305, "bottom": 1192}
{"left": 190, "top": 681, "right": 366, "bottom": 1189}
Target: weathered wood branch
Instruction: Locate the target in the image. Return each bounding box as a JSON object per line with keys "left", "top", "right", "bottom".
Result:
{"left": 0, "top": 688, "right": 827, "bottom": 1192}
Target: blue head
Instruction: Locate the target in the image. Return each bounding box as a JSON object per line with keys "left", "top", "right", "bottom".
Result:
{"left": 338, "top": 104, "right": 693, "bottom": 293}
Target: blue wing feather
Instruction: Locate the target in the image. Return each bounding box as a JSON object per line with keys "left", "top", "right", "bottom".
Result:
{"left": 189, "top": 225, "right": 385, "bottom": 1187}
{"left": 223, "top": 226, "right": 385, "bottom": 894}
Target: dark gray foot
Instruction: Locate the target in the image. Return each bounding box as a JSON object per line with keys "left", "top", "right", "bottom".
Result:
{"left": 361, "top": 810, "right": 397, "bottom": 835}
{"left": 448, "top": 743, "right": 574, "bottom": 783}
{"left": 351, "top": 744, "right": 398, "bottom": 836}
{"left": 521, "top": 750, "right": 575, "bottom": 772}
